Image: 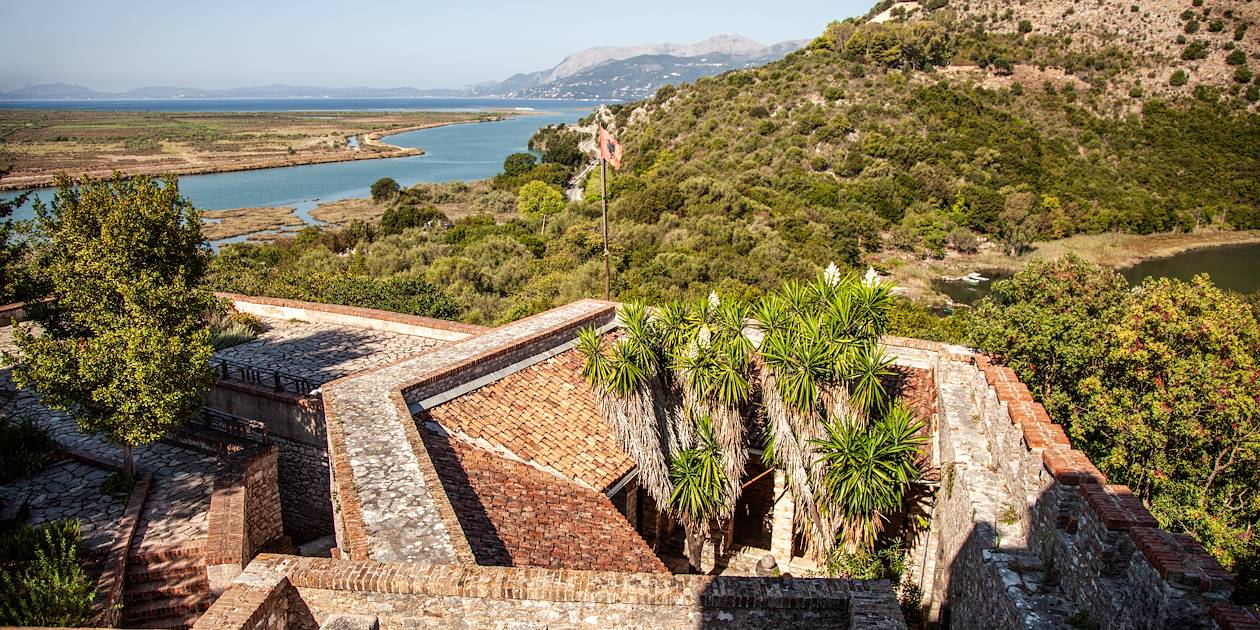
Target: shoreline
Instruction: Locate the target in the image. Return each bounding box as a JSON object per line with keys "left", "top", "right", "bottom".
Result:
{"left": 880, "top": 229, "right": 1260, "bottom": 303}
{"left": 0, "top": 114, "right": 513, "bottom": 191}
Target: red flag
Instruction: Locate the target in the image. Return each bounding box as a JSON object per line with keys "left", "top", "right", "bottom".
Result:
{"left": 598, "top": 126, "right": 623, "bottom": 170}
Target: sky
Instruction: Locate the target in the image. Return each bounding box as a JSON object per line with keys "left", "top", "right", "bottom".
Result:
{"left": 0, "top": 0, "right": 872, "bottom": 92}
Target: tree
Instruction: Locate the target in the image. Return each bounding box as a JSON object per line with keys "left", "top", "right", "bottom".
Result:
{"left": 968, "top": 261, "right": 1260, "bottom": 605}
{"left": 379, "top": 205, "right": 448, "bottom": 236}
{"left": 502, "top": 152, "right": 538, "bottom": 177}
{"left": 5, "top": 175, "right": 216, "bottom": 478}
{"left": 580, "top": 266, "right": 924, "bottom": 569}
{"left": 516, "top": 180, "right": 566, "bottom": 235}
{"left": 370, "top": 177, "right": 400, "bottom": 204}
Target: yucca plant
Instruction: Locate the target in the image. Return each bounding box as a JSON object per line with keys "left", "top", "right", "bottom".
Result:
{"left": 668, "top": 414, "right": 728, "bottom": 572}
{"left": 813, "top": 401, "right": 926, "bottom": 550}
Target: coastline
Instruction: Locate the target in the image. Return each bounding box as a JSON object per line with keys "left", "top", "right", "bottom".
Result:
{"left": 0, "top": 114, "right": 513, "bottom": 191}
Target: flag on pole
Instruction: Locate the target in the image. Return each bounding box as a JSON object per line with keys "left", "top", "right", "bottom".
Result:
{"left": 598, "top": 126, "right": 623, "bottom": 170}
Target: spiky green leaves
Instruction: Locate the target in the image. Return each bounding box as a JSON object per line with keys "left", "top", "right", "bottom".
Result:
{"left": 668, "top": 414, "right": 728, "bottom": 530}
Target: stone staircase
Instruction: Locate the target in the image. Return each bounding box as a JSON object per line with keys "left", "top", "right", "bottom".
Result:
{"left": 121, "top": 545, "right": 213, "bottom": 629}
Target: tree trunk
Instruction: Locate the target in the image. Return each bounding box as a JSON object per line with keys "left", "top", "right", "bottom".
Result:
{"left": 685, "top": 524, "right": 704, "bottom": 574}
{"left": 121, "top": 443, "right": 135, "bottom": 480}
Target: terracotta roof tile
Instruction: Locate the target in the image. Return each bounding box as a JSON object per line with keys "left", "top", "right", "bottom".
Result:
{"left": 419, "top": 348, "right": 634, "bottom": 492}
{"left": 419, "top": 424, "right": 666, "bottom": 574}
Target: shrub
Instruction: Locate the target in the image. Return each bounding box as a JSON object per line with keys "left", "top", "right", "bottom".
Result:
{"left": 1129, "top": 85, "right": 1144, "bottom": 98}
{"left": 0, "top": 416, "right": 59, "bottom": 483}
{"left": 1181, "top": 41, "right": 1209, "bottom": 60}
{"left": 1018, "top": 20, "right": 1033, "bottom": 34}
{"left": 1227, "top": 49, "right": 1247, "bottom": 66}
{"left": 0, "top": 521, "right": 94, "bottom": 626}
{"left": 1208, "top": 20, "right": 1225, "bottom": 33}
{"left": 1247, "top": 84, "right": 1260, "bottom": 103}
{"left": 369, "top": 177, "right": 400, "bottom": 203}
{"left": 1184, "top": 19, "right": 1200, "bottom": 34}
{"left": 379, "top": 205, "right": 449, "bottom": 237}
{"left": 946, "top": 226, "right": 980, "bottom": 253}
{"left": 1236, "top": 66, "right": 1254, "bottom": 84}
{"left": 1170, "top": 69, "right": 1189, "bottom": 86}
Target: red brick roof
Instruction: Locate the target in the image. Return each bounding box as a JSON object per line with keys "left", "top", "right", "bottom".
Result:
{"left": 418, "top": 423, "right": 667, "bottom": 574}
{"left": 418, "top": 347, "right": 634, "bottom": 492}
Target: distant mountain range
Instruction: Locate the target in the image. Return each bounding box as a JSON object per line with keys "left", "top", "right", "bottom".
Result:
{"left": 0, "top": 34, "right": 807, "bottom": 102}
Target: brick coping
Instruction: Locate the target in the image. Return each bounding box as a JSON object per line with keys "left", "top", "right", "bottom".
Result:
{"left": 217, "top": 292, "right": 487, "bottom": 341}
{"left": 241, "top": 553, "right": 864, "bottom": 609}
{"left": 967, "top": 351, "right": 1242, "bottom": 600}
{"left": 320, "top": 300, "right": 617, "bottom": 565}
{"left": 90, "top": 473, "right": 151, "bottom": 628}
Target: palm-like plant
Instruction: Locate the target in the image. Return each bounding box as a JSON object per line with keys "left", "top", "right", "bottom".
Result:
{"left": 813, "top": 401, "right": 926, "bottom": 550}
{"left": 668, "top": 414, "right": 728, "bottom": 572}
{"left": 581, "top": 264, "right": 921, "bottom": 568}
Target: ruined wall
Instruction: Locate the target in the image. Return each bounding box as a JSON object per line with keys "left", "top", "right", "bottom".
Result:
{"left": 924, "top": 348, "right": 1249, "bottom": 630}
{"left": 207, "top": 447, "right": 284, "bottom": 593}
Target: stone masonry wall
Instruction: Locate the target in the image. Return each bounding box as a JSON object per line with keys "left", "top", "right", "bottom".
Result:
{"left": 196, "top": 554, "right": 909, "bottom": 629}
{"left": 207, "top": 447, "right": 284, "bottom": 593}
{"left": 921, "top": 343, "right": 1251, "bottom": 630}
{"left": 270, "top": 433, "right": 333, "bottom": 544}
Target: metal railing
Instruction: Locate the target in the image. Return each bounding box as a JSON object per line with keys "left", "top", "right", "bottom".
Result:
{"left": 199, "top": 408, "right": 270, "bottom": 446}
{"left": 213, "top": 358, "right": 318, "bottom": 397}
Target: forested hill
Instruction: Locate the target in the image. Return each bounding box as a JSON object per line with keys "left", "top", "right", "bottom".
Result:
{"left": 585, "top": 0, "right": 1260, "bottom": 270}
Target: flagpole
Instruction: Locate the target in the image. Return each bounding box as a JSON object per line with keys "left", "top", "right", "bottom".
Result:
{"left": 601, "top": 153, "right": 610, "bottom": 301}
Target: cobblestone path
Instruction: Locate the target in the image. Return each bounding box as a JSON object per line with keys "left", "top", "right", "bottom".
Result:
{"left": 212, "top": 318, "right": 446, "bottom": 385}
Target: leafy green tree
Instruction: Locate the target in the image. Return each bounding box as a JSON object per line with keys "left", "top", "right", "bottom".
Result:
{"left": 969, "top": 260, "right": 1260, "bottom": 605}
{"left": 502, "top": 152, "right": 538, "bottom": 177}
{"left": 516, "top": 180, "right": 566, "bottom": 235}
{"left": 0, "top": 169, "right": 32, "bottom": 303}
{"left": 6, "top": 175, "right": 215, "bottom": 478}
{"left": 379, "top": 205, "right": 448, "bottom": 236}
{"left": 370, "top": 177, "right": 400, "bottom": 203}
{"left": 668, "top": 415, "right": 729, "bottom": 572}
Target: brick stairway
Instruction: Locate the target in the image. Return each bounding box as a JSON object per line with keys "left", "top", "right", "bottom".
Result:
{"left": 121, "top": 544, "right": 213, "bottom": 629}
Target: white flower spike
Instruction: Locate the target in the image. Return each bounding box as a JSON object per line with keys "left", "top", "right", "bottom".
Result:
{"left": 824, "top": 262, "right": 842, "bottom": 287}
{"left": 864, "top": 267, "right": 881, "bottom": 286}
{"left": 708, "top": 290, "right": 720, "bottom": 310}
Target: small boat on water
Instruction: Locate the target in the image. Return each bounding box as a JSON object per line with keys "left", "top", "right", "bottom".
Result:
{"left": 946, "top": 271, "right": 991, "bottom": 283}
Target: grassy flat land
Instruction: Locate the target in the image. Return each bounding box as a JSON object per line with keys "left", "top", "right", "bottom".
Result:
{"left": 881, "top": 229, "right": 1260, "bottom": 303}
{"left": 0, "top": 109, "right": 504, "bottom": 189}
{"left": 202, "top": 206, "right": 304, "bottom": 241}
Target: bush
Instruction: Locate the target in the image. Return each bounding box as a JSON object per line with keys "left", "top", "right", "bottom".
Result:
{"left": 0, "top": 521, "right": 95, "bottom": 626}
{"left": 1170, "top": 69, "right": 1189, "bottom": 86}
{"left": 946, "top": 226, "right": 980, "bottom": 253}
{"left": 369, "top": 177, "right": 400, "bottom": 203}
{"left": 0, "top": 416, "right": 59, "bottom": 483}
{"left": 1018, "top": 20, "right": 1033, "bottom": 34}
{"left": 1182, "top": 41, "right": 1209, "bottom": 60}
{"left": 1235, "top": 66, "right": 1254, "bottom": 84}
{"left": 1227, "top": 49, "right": 1247, "bottom": 66}
{"left": 1184, "top": 19, "right": 1200, "bottom": 34}
{"left": 379, "top": 205, "right": 449, "bottom": 237}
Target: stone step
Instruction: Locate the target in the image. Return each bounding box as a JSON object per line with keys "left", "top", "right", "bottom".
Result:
{"left": 121, "top": 593, "right": 210, "bottom": 623}
{"left": 124, "top": 573, "right": 209, "bottom": 602}
{"left": 129, "top": 543, "right": 206, "bottom": 565}
{"left": 124, "top": 611, "right": 203, "bottom": 629}
{"left": 126, "top": 556, "right": 206, "bottom": 585}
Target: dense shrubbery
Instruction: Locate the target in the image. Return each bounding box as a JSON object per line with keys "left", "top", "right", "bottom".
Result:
{"left": 968, "top": 257, "right": 1260, "bottom": 605}
{"left": 0, "top": 415, "right": 59, "bottom": 483}
{"left": 0, "top": 521, "right": 95, "bottom": 626}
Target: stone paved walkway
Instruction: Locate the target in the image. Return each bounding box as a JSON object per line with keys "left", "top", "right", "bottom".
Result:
{"left": 213, "top": 318, "right": 446, "bottom": 386}
{"left": 0, "top": 459, "right": 127, "bottom": 551}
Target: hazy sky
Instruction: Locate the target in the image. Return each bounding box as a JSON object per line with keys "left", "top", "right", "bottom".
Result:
{"left": 0, "top": 0, "right": 872, "bottom": 91}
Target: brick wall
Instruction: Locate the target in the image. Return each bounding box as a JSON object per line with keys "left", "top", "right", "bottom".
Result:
{"left": 197, "top": 554, "right": 908, "bottom": 629}
{"left": 207, "top": 447, "right": 284, "bottom": 593}
{"left": 919, "top": 343, "right": 1252, "bottom": 630}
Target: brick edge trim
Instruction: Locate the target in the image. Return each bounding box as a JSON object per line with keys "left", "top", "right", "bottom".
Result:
{"left": 90, "top": 473, "right": 151, "bottom": 628}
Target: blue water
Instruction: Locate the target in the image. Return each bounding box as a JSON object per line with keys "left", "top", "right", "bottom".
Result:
{"left": 0, "top": 97, "right": 597, "bottom": 113}
{"left": 0, "top": 99, "right": 592, "bottom": 226}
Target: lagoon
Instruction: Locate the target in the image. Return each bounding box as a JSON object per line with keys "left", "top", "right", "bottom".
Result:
{"left": 0, "top": 99, "right": 590, "bottom": 223}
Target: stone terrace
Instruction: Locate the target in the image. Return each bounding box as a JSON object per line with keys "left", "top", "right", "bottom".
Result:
{"left": 213, "top": 319, "right": 446, "bottom": 387}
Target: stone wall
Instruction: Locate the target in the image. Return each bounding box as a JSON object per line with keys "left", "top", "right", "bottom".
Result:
{"left": 917, "top": 342, "right": 1252, "bottom": 630}
{"left": 218, "top": 292, "right": 486, "bottom": 343}
{"left": 196, "top": 554, "right": 908, "bottom": 629}
{"left": 207, "top": 447, "right": 284, "bottom": 593}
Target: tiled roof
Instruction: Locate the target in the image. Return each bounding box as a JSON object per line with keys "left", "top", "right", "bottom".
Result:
{"left": 419, "top": 423, "right": 667, "bottom": 574}
{"left": 418, "top": 347, "right": 634, "bottom": 492}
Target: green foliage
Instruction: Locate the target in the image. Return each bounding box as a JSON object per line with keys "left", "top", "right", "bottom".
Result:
{"left": 0, "top": 415, "right": 59, "bottom": 483}
{"left": 379, "top": 205, "right": 449, "bottom": 237}
{"left": 516, "top": 180, "right": 566, "bottom": 234}
{"left": 502, "top": 152, "right": 538, "bottom": 177}
{"left": 1018, "top": 20, "right": 1033, "bottom": 34}
{"left": 969, "top": 259, "right": 1260, "bottom": 605}
{"left": 1170, "top": 69, "right": 1189, "bottom": 86}
{"left": 1182, "top": 40, "right": 1209, "bottom": 60}
{"left": 6, "top": 175, "right": 215, "bottom": 474}
{"left": 1226, "top": 49, "right": 1247, "bottom": 66}
{"left": 208, "top": 303, "right": 264, "bottom": 350}
{"left": 836, "top": 20, "right": 956, "bottom": 70}
{"left": 0, "top": 169, "right": 38, "bottom": 303}
{"left": 0, "top": 521, "right": 94, "bottom": 626}
{"left": 369, "top": 177, "right": 400, "bottom": 203}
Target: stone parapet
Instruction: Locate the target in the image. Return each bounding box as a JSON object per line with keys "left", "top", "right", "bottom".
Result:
{"left": 195, "top": 554, "right": 907, "bottom": 629}
{"left": 922, "top": 348, "right": 1245, "bottom": 629}
{"left": 207, "top": 447, "right": 283, "bottom": 594}
{"left": 217, "top": 292, "right": 486, "bottom": 342}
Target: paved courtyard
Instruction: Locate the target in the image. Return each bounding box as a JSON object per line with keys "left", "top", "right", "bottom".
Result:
{"left": 212, "top": 317, "right": 446, "bottom": 386}
{"left": 0, "top": 459, "right": 126, "bottom": 551}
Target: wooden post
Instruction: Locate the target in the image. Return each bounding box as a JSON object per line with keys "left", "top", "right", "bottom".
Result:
{"left": 601, "top": 156, "right": 610, "bottom": 301}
